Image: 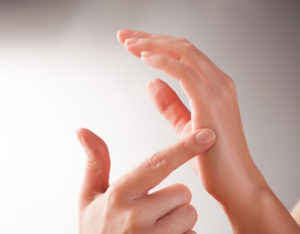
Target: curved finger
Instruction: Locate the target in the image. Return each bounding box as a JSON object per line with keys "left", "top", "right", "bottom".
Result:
{"left": 122, "top": 33, "right": 216, "bottom": 77}
{"left": 139, "top": 183, "right": 192, "bottom": 221}
{"left": 141, "top": 52, "right": 203, "bottom": 102}
{"left": 146, "top": 78, "right": 191, "bottom": 135}
{"left": 115, "top": 128, "right": 216, "bottom": 199}
{"left": 76, "top": 128, "right": 111, "bottom": 210}
{"left": 154, "top": 204, "right": 198, "bottom": 234}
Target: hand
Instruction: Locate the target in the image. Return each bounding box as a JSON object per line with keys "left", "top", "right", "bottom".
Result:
{"left": 117, "top": 29, "right": 300, "bottom": 234}
{"left": 117, "top": 29, "right": 264, "bottom": 203}
{"left": 77, "top": 127, "right": 216, "bottom": 234}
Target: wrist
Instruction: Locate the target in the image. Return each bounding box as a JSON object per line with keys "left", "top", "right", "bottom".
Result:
{"left": 219, "top": 162, "right": 300, "bottom": 234}
{"left": 203, "top": 150, "right": 269, "bottom": 205}
{"left": 220, "top": 155, "right": 270, "bottom": 205}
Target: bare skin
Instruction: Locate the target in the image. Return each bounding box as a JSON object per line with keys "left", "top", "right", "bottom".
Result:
{"left": 292, "top": 201, "right": 300, "bottom": 226}
{"left": 77, "top": 127, "right": 216, "bottom": 234}
{"left": 117, "top": 29, "right": 300, "bottom": 234}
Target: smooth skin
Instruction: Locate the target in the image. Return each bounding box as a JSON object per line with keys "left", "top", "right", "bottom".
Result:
{"left": 117, "top": 29, "right": 300, "bottom": 234}
{"left": 77, "top": 127, "right": 216, "bottom": 234}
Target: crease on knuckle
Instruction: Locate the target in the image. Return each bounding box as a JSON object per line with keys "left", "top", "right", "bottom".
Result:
{"left": 146, "top": 152, "right": 167, "bottom": 170}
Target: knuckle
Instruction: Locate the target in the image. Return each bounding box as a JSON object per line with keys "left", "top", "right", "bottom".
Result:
{"left": 183, "top": 42, "right": 196, "bottom": 54}
{"left": 177, "top": 37, "right": 190, "bottom": 43}
{"left": 200, "top": 60, "right": 212, "bottom": 73}
{"left": 182, "top": 63, "right": 196, "bottom": 78}
{"left": 186, "top": 41, "right": 195, "bottom": 50}
{"left": 105, "top": 186, "right": 121, "bottom": 207}
{"left": 210, "top": 78, "right": 236, "bottom": 104}
{"left": 226, "top": 77, "right": 236, "bottom": 91}
{"left": 146, "top": 151, "right": 168, "bottom": 170}
{"left": 210, "top": 96, "right": 225, "bottom": 111}
{"left": 179, "top": 42, "right": 194, "bottom": 59}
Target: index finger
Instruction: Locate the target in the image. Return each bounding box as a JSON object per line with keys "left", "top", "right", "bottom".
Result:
{"left": 115, "top": 128, "right": 216, "bottom": 199}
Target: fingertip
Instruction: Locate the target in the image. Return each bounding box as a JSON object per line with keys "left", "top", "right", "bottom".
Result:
{"left": 116, "top": 29, "right": 128, "bottom": 45}
{"left": 76, "top": 128, "right": 105, "bottom": 150}
{"left": 117, "top": 29, "right": 135, "bottom": 38}
{"left": 76, "top": 127, "right": 88, "bottom": 136}
{"left": 76, "top": 127, "right": 94, "bottom": 140}
{"left": 117, "top": 29, "right": 135, "bottom": 45}
{"left": 76, "top": 128, "right": 88, "bottom": 148}
{"left": 145, "top": 78, "right": 162, "bottom": 94}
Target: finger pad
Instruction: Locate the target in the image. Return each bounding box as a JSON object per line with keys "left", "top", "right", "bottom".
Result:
{"left": 146, "top": 79, "right": 180, "bottom": 112}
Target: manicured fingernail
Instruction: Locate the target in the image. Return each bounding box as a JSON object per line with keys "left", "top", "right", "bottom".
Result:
{"left": 118, "top": 29, "right": 135, "bottom": 37}
{"left": 125, "top": 38, "right": 140, "bottom": 47}
{"left": 141, "top": 51, "right": 153, "bottom": 57}
{"left": 195, "top": 129, "right": 215, "bottom": 145}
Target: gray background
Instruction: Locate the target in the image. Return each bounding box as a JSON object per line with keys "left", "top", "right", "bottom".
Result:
{"left": 0, "top": 0, "right": 299, "bottom": 233}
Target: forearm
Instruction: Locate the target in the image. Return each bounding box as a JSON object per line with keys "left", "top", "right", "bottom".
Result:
{"left": 220, "top": 162, "right": 300, "bottom": 234}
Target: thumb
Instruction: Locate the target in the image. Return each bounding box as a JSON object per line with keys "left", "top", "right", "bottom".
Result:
{"left": 76, "top": 128, "right": 111, "bottom": 210}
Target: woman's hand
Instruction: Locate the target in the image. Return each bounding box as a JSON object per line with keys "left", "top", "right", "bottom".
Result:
{"left": 77, "top": 128, "right": 215, "bottom": 234}
{"left": 117, "top": 29, "right": 300, "bottom": 233}
{"left": 117, "top": 29, "right": 264, "bottom": 204}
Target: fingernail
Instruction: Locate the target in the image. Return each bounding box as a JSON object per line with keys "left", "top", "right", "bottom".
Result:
{"left": 141, "top": 51, "right": 153, "bottom": 57}
{"left": 195, "top": 129, "right": 215, "bottom": 145}
{"left": 77, "top": 134, "right": 94, "bottom": 161}
{"left": 118, "top": 29, "right": 135, "bottom": 37}
{"left": 125, "top": 38, "right": 140, "bottom": 47}
{"left": 76, "top": 130, "right": 86, "bottom": 149}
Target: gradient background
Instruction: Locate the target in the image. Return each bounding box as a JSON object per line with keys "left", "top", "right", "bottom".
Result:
{"left": 0, "top": 0, "right": 299, "bottom": 233}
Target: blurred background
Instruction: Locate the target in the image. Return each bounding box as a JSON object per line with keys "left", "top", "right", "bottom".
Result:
{"left": 0, "top": 0, "right": 299, "bottom": 233}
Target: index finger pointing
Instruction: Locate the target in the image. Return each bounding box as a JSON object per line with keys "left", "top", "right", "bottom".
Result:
{"left": 116, "top": 128, "right": 216, "bottom": 199}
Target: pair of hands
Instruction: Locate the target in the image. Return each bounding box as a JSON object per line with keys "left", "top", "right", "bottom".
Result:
{"left": 77, "top": 30, "right": 300, "bottom": 234}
